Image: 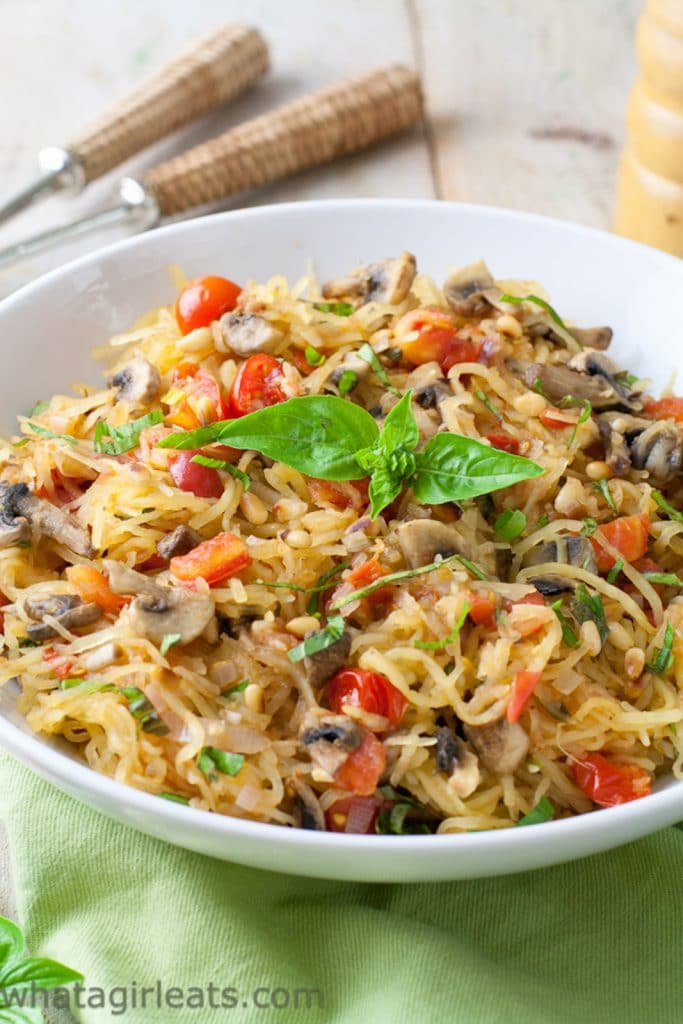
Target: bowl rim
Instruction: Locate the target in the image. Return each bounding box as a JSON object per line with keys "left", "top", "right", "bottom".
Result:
{"left": 1, "top": 197, "right": 682, "bottom": 857}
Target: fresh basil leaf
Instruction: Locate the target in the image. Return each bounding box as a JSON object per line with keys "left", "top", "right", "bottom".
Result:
{"left": 160, "top": 396, "right": 379, "bottom": 481}
{"left": 652, "top": 491, "right": 683, "bottom": 523}
{"left": 474, "top": 389, "right": 503, "bottom": 421}
{"left": 29, "top": 400, "right": 49, "bottom": 417}
{"left": 158, "top": 792, "right": 190, "bottom": 805}
{"left": 0, "top": 956, "right": 83, "bottom": 990}
{"left": 304, "top": 345, "right": 325, "bottom": 367}
{"left": 313, "top": 301, "right": 355, "bottom": 316}
{"left": 197, "top": 746, "right": 244, "bottom": 778}
{"left": 606, "top": 557, "right": 624, "bottom": 584}
{"left": 368, "top": 464, "right": 404, "bottom": 519}
{"left": 415, "top": 601, "right": 469, "bottom": 650}
{"left": 357, "top": 343, "right": 400, "bottom": 396}
{"left": 160, "top": 633, "right": 182, "bottom": 656}
{"left": 0, "top": 916, "right": 23, "bottom": 968}
{"left": 222, "top": 680, "right": 249, "bottom": 698}
{"left": 516, "top": 796, "right": 554, "bottom": 826}
{"left": 190, "top": 454, "right": 250, "bottom": 488}
{"left": 647, "top": 621, "right": 675, "bottom": 675}
{"left": 494, "top": 508, "right": 526, "bottom": 541}
{"left": 550, "top": 600, "right": 579, "bottom": 647}
{"left": 337, "top": 370, "right": 357, "bottom": 397}
{"left": 288, "top": 615, "right": 346, "bottom": 663}
{"left": 593, "top": 478, "right": 617, "bottom": 513}
{"left": 499, "top": 293, "right": 581, "bottom": 347}
{"left": 331, "top": 553, "right": 463, "bottom": 610}
{"left": 379, "top": 390, "right": 419, "bottom": 453}
{"left": 412, "top": 433, "right": 543, "bottom": 504}
{"left": 572, "top": 583, "right": 608, "bottom": 647}
{"left": 94, "top": 410, "right": 163, "bottom": 455}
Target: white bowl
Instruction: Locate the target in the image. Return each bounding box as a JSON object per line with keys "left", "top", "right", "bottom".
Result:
{"left": 0, "top": 199, "right": 681, "bottom": 882}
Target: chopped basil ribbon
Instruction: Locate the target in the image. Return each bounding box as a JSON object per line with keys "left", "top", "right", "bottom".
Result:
{"left": 606, "top": 558, "right": 624, "bottom": 584}
{"left": 337, "top": 370, "right": 357, "bottom": 397}
{"left": 593, "top": 478, "right": 617, "bottom": 513}
{"left": 642, "top": 572, "right": 683, "bottom": 587}
{"left": 119, "top": 686, "right": 168, "bottom": 734}
{"left": 306, "top": 560, "right": 351, "bottom": 615}
{"left": 494, "top": 508, "right": 526, "bottom": 542}
{"left": 572, "top": 583, "right": 608, "bottom": 647}
{"left": 498, "top": 293, "right": 582, "bottom": 348}
{"left": 652, "top": 491, "right": 683, "bottom": 523}
{"left": 94, "top": 410, "right": 164, "bottom": 455}
{"left": 304, "top": 345, "right": 325, "bottom": 367}
{"left": 566, "top": 398, "right": 592, "bottom": 446}
{"left": 415, "top": 602, "right": 470, "bottom": 650}
{"left": 357, "top": 343, "right": 401, "bottom": 396}
{"left": 580, "top": 517, "right": 598, "bottom": 537}
{"left": 474, "top": 389, "right": 503, "bottom": 421}
{"left": 159, "top": 792, "right": 190, "bottom": 805}
{"left": 550, "top": 600, "right": 579, "bottom": 648}
{"left": 29, "top": 399, "right": 49, "bottom": 416}
{"left": 330, "top": 552, "right": 475, "bottom": 611}
{"left": 287, "top": 615, "right": 346, "bottom": 663}
{"left": 14, "top": 421, "right": 78, "bottom": 447}
{"left": 158, "top": 393, "right": 543, "bottom": 518}
{"left": 160, "top": 633, "right": 182, "bottom": 656}
{"left": 375, "top": 802, "right": 431, "bottom": 835}
{"left": 190, "top": 454, "right": 250, "bottom": 488}
{"left": 516, "top": 796, "right": 554, "bottom": 826}
{"left": 313, "top": 301, "right": 355, "bottom": 316}
{"left": 647, "top": 622, "right": 675, "bottom": 675}
{"left": 222, "top": 680, "right": 250, "bottom": 698}
{"left": 197, "top": 746, "right": 245, "bottom": 778}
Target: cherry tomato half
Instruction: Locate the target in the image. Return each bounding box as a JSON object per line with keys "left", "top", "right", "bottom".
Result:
{"left": 165, "top": 364, "right": 228, "bottom": 430}
{"left": 394, "top": 307, "right": 480, "bottom": 371}
{"left": 591, "top": 514, "right": 650, "bottom": 572}
{"left": 169, "top": 451, "right": 224, "bottom": 498}
{"left": 328, "top": 667, "right": 407, "bottom": 726}
{"left": 175, "top": 276, "right": 241, "bottom": 335}
{"left": 229, "top": 354, "right": 288, "bottom": 417}
{"left": 335, "top": 728, "right": 387, "bottom": 796}
{"left": 572, "top": 752, "right": 651, "bottom": 807}
{"left": 486, "top": 433, "right": 520, "bottom": 455}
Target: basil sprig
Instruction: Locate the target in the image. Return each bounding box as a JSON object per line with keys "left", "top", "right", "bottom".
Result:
{"left": 0, "top": 914, "right": 83, "bottom": 1017}
{"left": 159, "top": 393, "right": 543, "bottom": 518}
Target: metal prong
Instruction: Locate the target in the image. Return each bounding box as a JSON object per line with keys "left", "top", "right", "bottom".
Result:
{"left": 0, "top": 148, "right": 85, "bottom": 227}
{"left": 0, "top": 178, "right": 160, "bottom": 270}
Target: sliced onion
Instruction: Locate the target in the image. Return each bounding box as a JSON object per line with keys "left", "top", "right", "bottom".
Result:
{"left": 204, "top": 719, "right": 270, "bottom": 753}
{"left": 235, "top": 784, "right": 263, "bottom": 811}
{"left": 553, "top": 668, "right": 583, "bottom": 695}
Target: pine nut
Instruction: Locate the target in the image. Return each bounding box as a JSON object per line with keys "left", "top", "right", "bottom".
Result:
{"left": 240, "top": 491, "right": 268, "bottom": 525}
{"left": 585, "top": 461, "right": 610, "bottom": 481}
{"left": 244, "top": 683, "right": 263, "bottom": 713}
{"left": 625, "top": 647, "right": 645, "bottom": 679}
{"left": 286, "top": 616, "right": 322, "bottom": 638}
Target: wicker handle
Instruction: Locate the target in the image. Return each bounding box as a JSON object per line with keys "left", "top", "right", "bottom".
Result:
{"left": 67, "top": 24, "right": 269, "bottom": 182}
{"left": 143, "top": 65, "right": 423, "bottom": 217}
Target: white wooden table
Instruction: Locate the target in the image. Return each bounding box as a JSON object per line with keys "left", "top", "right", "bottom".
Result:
{"left": 0, "top": 0, "right": 641, "bottom": 911}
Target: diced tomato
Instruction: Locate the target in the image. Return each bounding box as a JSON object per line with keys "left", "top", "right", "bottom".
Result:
{"left": 591, "top": 514, "right": 650, "bottom": 572}
{"left": 572, "top": 751, "right": 651, "bottom": 807}
{"left": 229, "top": 354, "right": 288, "bottom": 417}
{"left": 42, "top": 646, "right": 75, "bottom": 680}
{"left": 345, "top": 557, "right": 393, "bottom": 611}
{"left": 516, "top": 591, "right": 546, "bottom": 607}
{"left": 164, "top": 365, "right": 228, "bottom": 430}
{"left": 644, "top": 396, "right": 683, "bottom": 423}
{"left": 65, "top": 565, "right": 128, "bottom": 615}
{"left": 539, "top": 406, "right": 574, "bottom": 429}
{"left": 394, "top": 307, "right": 480, "bottom": 371}
{"left": 325, "top": 794, "right": 383, "bottom": 833}
{"left": 504, "top": 592, "right": 547, "bottom": 638}
{"left": 328, "top": 667, "right": 407, "bottom": 727}
{"left": 507, "top": 669, "right": 542, "bottom": 723}
{"left": 486, "top": 433, "right": 519, "bottom": 454}
{"left": 168, "top": 451, "right": 224, "bottom": 498}
{"left": 170, "top": 531, "right": 251, "bottom": 587}
{"left": 138, "top": 424, "right": 173, "bottom": 466}
{"left": 467, "top": 594, "right": 496, "bottom": 627}
{"left": 335, "top": 728, "right": 386, "bottom": 796}
{"left": 307, "top": 477, "right": 369, "bottom": 511}
{"left": 175, "top": 275, "right": 242, "bottom": 335}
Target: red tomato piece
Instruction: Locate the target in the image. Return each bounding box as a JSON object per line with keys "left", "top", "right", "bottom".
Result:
{"left": 65, "top": 565, "right": 129, "bottom": 615}
{"left": 42, "top": 646, "right": 75, "bottom": 680}
{"left": 507, "top": 669, "right": 542, "bottom": 723}
{"left": 165, "top": 365, "right": 228, "bottom": 429}
{"left": 572, "top": 752, "right": 651, "bottom": 807}
{"left": 645, "top": 396, "right": 683, "bottom": 423}
{"left": 171, "top": 532, "right": 251, "bottom": 587}
{"left": 307, "top": 478, "right": 370, "bottom": 511}
{"left": 394, "top": 307, "right": 458, "bottom": 367}
{"left": 175, "top": 276, "right": 241, "bottom": 335}
{"left": 169, "top": 451, "right": 224, "bottom": 498}
{"left": 229, "top": 354, "right": 288, "bottom": 417}
{"left": 335, "top": 728, "right": 387, "bottom": 796}
{"left": 328, "top": 667, "right": 407, "bottom": 726}
{"left": 591, "top": 514, "right": 650, "bottom": 572}
{"left": 539, "top": 407, "right": 573, "bottom": 429}
{"left": 325, "top": 795, "right": 383, "bottom": 833}
{"left": 486, "top": 433, "right": 520, "bottom": 455}
{"left": 467, "top": 594, "right": 496, "bottom": 627}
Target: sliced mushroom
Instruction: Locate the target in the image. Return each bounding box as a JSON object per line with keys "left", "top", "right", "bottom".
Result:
{"left": 396, "top": 518, "right": 465, "bottom": 569}
{"left": 570, "top": 326, "right": 613, "bottom": 351}
{"left": 303, "top": 631, "right": 352, "bottom": 689}
{"left": 0, "top": 517, "right": 30, "bottom": 550}
{"left": 464, "top": 718, "right": 529, "bottom": 774}
{"left": 630, "top": 421, "right": 683, "bottom": 485}
{"left": 0, "top": 483, "right": 93, "bottom": 557}
{"left": 26, "top": 597, "right": 101, "bottom": 641}
{"left": 523, "top": 361, "right": 641, "bottom": 413}
{"left": 291, "top": 777, "right": 326, "bottom": 831}
{"left": 157, "top": 525, "right": 202, "bottom": 562}
{"left": 522, "top": 535, "right": 597, "bottom": 593}
{"left": 567, "top": 348, "right": 644, "bottom": 411}
{"left": 218, "top": 312, "right": 284, "bottom": 356}
{"left": 443, "top": 260, "right": 498, "bottom": 317}
{"left": 329, "top": 350, "right": 373, "bottom": 392}
{"left": 108, "top": 358, "right": 160, "bottom": 405}
{"left": 322, "top": 252, "right": 416, "bottom": 306}
{"left": 596, "top": 411, "right": 650, "bottom": 476}
{"left": 300, "top": 714, "right": 363, "bottom": 778}
{"left": 104, "top": 559, "right": 215, "bottom": 645}
{"left": 434, "top": 726, "right": 481, "bottom": 798}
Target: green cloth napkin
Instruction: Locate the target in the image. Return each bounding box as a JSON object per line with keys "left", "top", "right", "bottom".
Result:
{"left": 1, "top": 750, "right": 682, "bottom": 1024}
